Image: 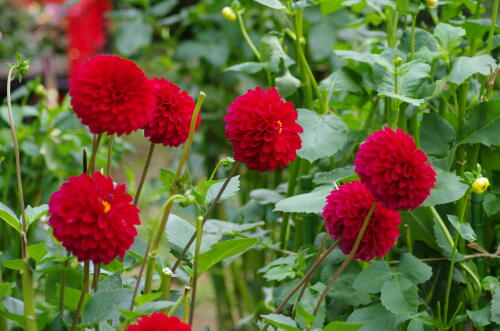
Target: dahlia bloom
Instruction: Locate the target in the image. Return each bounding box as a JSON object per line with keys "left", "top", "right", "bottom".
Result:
{"left": 224, "top": 87, "right": 302, "bottom": 172}
{"left": 143, "top": 78, "right": 198, "bottom": 147}
{"left": 70, "top": 55, "right": 155, "bottom": 135}
{"left": 354, "top": 127, "right": 437, "bottom": 210}
{"left": 322, "top": 181, "right": 401, "bottom": 261}
{"left": 48, "top": 172, "right": 140, "bottom": 264}
{"left": 125, "top": 313, "right": 191, "bottom": 331}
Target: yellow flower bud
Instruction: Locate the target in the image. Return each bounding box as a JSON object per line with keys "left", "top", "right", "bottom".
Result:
{"left": 425, "top": 0, "right": 438, "bottom": 8}
{"left": 222, "top": 7, "right": 237, "bottom": 21}
{"left": 472, "top": 177, "right": 489, "bottom": 194}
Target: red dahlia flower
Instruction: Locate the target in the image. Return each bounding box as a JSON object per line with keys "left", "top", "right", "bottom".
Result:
{"left": 322, "top": 181, "right": 401, "bottom": 262}
{"left": 48, "top": 172, "right": 140, "bottom": 264}
{"left": 143, "top": 78, "right": 198, "bottom": 147}
{"left": 70, "top": 55, "right": 155, "bottom": 135}
{"left": 354, "top": 127, "right": 437, "bottom": 210}
{"left": 125, "top": 313, "right": 191, "bottom": 331}
{"left": 224, "top": 87, "right": 302, "bottom": 172}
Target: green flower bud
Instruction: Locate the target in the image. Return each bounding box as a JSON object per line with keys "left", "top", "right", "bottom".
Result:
{"left": 472, "top": 177, "right": 489, "bottom": 194}
{"left": 222, "top": 7, "right": 237, "bottom": 21}
{"left": 425, "top": 0, "right": 437, "bottom": 8}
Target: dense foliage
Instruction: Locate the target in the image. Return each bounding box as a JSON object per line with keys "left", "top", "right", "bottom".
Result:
{"left": 0, "top": 0, "right": 499, "bottom": 330}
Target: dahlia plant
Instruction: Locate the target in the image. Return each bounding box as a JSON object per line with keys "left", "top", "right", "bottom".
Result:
{"left": 0, "top": 0, "right": 499, "bottom": 330}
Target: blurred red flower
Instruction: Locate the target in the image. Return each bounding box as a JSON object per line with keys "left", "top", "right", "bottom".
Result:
{"left": 69, "top": 55, "right": 155, "bottom": 135}
{"left": 354, "top": 127, "right": 437, "bottom": 210}
{"left": 143, "top": 78, "right": 198, "bottom": 147}
{"left": 224, "top": 87, "right": 302, "bottom": 172}
{"left": 48, "top": 172, "right": 140, "bottom": 264}
{"left": 322, "top": 180, "right": 401, "bottom": 262}
{"left": 125, "top": 313, "right": 191, "bottom": 331}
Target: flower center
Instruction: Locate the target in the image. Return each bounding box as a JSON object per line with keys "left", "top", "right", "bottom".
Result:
{"left": 102, "top": 200, "right": 111, "bottom": 213}
{"left": 277, "top": 120, "right": 283, "bottom": 134}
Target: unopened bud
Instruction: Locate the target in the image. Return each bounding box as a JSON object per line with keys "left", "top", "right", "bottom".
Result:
{"left": 425, "top": 0, "right": 438, "bottom": 8}
{"left": 472, "top": 177, "right": 489, "bottom": 194}
{"left": 222, "top": 7, "right": 237, "bottom": 21}
{"left": 393, "top": 56, "right": 403, "bottom": 67}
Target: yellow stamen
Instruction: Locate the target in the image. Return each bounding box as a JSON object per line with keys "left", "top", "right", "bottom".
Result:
{"left": 277, "top": 120, "right": 283, "bottom": 134}
{"left": 102, "top": 200, "right": 111, "bottom": 213}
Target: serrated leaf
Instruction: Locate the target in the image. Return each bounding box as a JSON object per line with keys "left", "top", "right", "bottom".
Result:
{"left": 397, "top": 253, "right": 432, "bottom": 284}
{"left": 447, "top": 215, "right": 476, "bottom": 242}
{"left": 313, "top": 165, "right": 356, "bottom": 185}
{"left": 434, "top": 23, "right": 466, "bottom": 51}
{"left": 82, "top": 289, "right": 133, "bottom": 324}
{"left": 276, "top": 71, "right": 301, "bottom": 97}
{"left": 205, "top": 176, "right": 240, "bottom": 204}
{"left": 423, "top": 168, "right": 469, "bottom": 207}
{"left": 0, "top": 202, "right": 20, "bottom": 232}
{"left": 381, "top": 275, "right": 418, "bottom": 316}
{"left": 25, "top": 204, "right": 48, "bottom": 226}
{"left": 419, "top": 113, "right": 456, "bottom": 157}
{"left": 261, "top": 314, "right": 300, "bottom": 331}
{"left": 297, "top": 109, "right": 349, "bottom": 162}
{"left": 2, "top": 259, "right": 25, "bottom": 271}
{"left": 407, "top": 320, "right": 425, "bottom": 331}
{"left": 198, "top": 238, "right": 258, "bottom": 274}
{"left": 466, "top": 306, "right": 491, "bottom": 327}
{"left": 260, "top": 34, "right": 295, "bottom": 72}
{"left": 353, "top": 261, "right": 393, "bottom": 293}
{"left": 323, "top": 321, "right": 364, "bottom": 331}
{"left": 249, "top": 189, "right": 284, "bottom": 205}
{"left": 159, "top": 169, "right": 175, "bottom": 191}
{"left": 458, "top": 100, "right": 500, "bottom": 147}
{"left": 274, "top": 185, "right": 331, "bottom": 213}
{"left": 448, "top": 55, "right": 497, "bottom": 85}
{"left": 348, "top": 304, "right": 405, "bottom": 330}
{"left": 379, "top": 92, "right": 425, "bottom": 106}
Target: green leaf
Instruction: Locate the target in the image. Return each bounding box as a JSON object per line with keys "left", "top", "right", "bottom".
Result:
{"left": 434, "top": 23, "right": 466, "bottom": 51}
{"left": 323, "top": 321, "right": 364, "bottom": 331}
{"left": 491, "top": 286, "right": 500, "bottom": 324}
{"left": 0, "top": 202, "right": 20, "bottom": 232}
{"left": 379, "top": 92, "right": 425, "bottom": 106}
{"left": 276, "top": 71, "right": 301, "bottom": 97}
{"left": 407, "top": 320, "right": 425, "bottom": 331}
{"left": 296, "top": 303, "right": 315, "bottom": 325}
{"left": 422, "top": 168, "right": 469, "bottom": 207}
{"left": 432, "top": 221, "right": 464, "bottom": 261}
{"left": 115, "top": 18, "right": 153, "bottom": 56}
{"left": 348, "top": 304, "right": 406, "bottom": 330}
{"left": 319, "top": 67, "right": 364, "bottom": 103}
{"left": 82, "top": 289, "right": 133, "bottom": 324}
{"left": 313, "top": 165, "right": 356, "bottom": 185}
{"left": 147, "top": 0, "right": 177, "bottom": 17}
{"left": 335, "top": 50, "right": 389, "bottom": 66}
{"left": 397, "top": 253, "right": 432, "bottom": 284}
{"left": 320, "top": 0, "right": 344, "bottom": 14}
{"left": 2, "top": 259, "right": 25, "bottom": 271}
{"left": 253, "top": 0, "right": 286, "bottom": 9}
{"left": 198, "top": 238, "right": 258, "bottom": 274}
{"left": 27, "top": 242, "right": 47, "bottom": 263}
{"left": 224, "top": 62, "right": 266, "bottom": 74}
{"left": 205, "top": 176, "right": 240, "bottom": 204}
{"left": 159, "top": 169, "right": 176, "bottom": 192}
{"left": 353, "top": 261, "right": 393, "bottom": 294}
{"left": 274, "top": 185, "right": 331, "bottom": 213}
{"left": 447, "top": 215, "right": 476, "bottom": 242}
{"left": 399, "top": 28, "right": 439, "bottom": 53}
{"left": 261, "top": 265, "right": 296, "bottom": 281}
{"left": 249, "top": 189, "right": 284, "bottom": 205}
{"left": 483, "top": 193, "right": 500, "bottom": 217}
{"left": 260, "top": 34, "right": 295, "bottom": 72}
{"left": 378, "top": 60, "right": 431, "bottom": 98}
{"left": 448, "top": 55, "right": 497, "bottom": 85}
{"left": 135, "top": 293, "right": 162, "bottom": 307}
{"left": 466, "top": 306, "right": 491, "bottom": 327}
{"left": 297, "top": 109, "right": 348, "bottom": 162}
{"left": 458, "top": 100, "right": 500, "bottom": 147}
{"left": 419, "top": 113, "right": 456, "bottom": 157}
{"left": 261, "top": 314, "right": 300, "bottom": 331}
{"left": 166, "top": 214, "right": 215, "bottom": 259}
{"left": 380, "top": 275, "right": 418, "bottom": 316}
{"left": 25, "top": 204, "right": 48, "bottom": 225}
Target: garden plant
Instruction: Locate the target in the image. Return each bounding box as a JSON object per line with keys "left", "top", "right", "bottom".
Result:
{"left": 0, "top": 0, "right": 499, "bottom": 330}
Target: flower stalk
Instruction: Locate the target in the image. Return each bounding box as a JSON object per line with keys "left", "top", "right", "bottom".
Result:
{"left": 134, "top": 142, "right": 156, "bottom": 205}
{"left": 189, "top": 216, "right": 204, "bottom": 324}
{"left": 71, "top": 261, "right": 90, "bottom": 331}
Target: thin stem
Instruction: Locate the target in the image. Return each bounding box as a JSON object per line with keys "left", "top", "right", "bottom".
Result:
{"left": 444, "top": 232, "right": 460, "bottom": 325}
{"left": 279, "top": 158, "right": 301, "bottom": 249}
{"left": 160, "top": 268, "right": 173, "bottom": 313}
{"left": 410, "top": 13, "right": 417, "bottom": 60}
{"left": 71, "top": 261, "right": 90, "bottom": 331}
{"left": 105, "top": 135, "right": 114, "bottom": 176}
{"left": 168, "top": 287, "right": 189, "bottom": 316}
{"left": 129, "top": 240, "right": 152, "bottom": 311}
{"left": 171, "top": 163, "right": 240, "bottom": 272}
{"left": 189, "top": 216, "right": 204, "bottom": 324}
{"left": 236, "top": 12, "right": 261, "bottom": 60}
{"left": 92, "top": 262, "right": 101, "bottom": 291}
{"left": 182, "top": 287, "right": 190, "bottom": 323}
{"left": 313, "top": 202, "right": 377, "bottom": 315}
{"left": 0, "top": 269, "right": 7, "bottom": 331}
{"left": 88, "top": 133, "right": 103, "bottom": 176}
{"left": 487, "top": 0, "right": 499, "bottom": 52}
{"left": 134, "top": 142, "right": 156, "bottom": 205}
{"left": 59, "top": 256, "right": 70, "bottom": 314}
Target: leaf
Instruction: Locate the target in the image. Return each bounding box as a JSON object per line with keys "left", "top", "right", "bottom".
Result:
{"left": 261, "top": 314, "right": 300, "bottom": 331}
{"left": 432, "top": 221, "right": 464, "bottom": 261}
{"left": 0, "top": 202, "right": 20, "bottom": 232}
{"left": 27, "top": 242, "right": 47, "bottom": 263}
{"left": 295, "top": 303, "right": 315, "bottom": 325}
{"left": 297, "top": 109, "right": 349, "bottom": 162}
{"left": 276, "top": 71, "right": 301, "bottom": 97}
{"left": 115, "top": 18, "right": 153, "bottom": 56}
{"left": 397, "top": 253, "right": 432, "bottom": 284}
{"left": 335, "top": 50, "right": 389, "bottom": 66}
{"left": 378, "top": 60, "right": 431, "bottom": 98}
{"left": 348, "top": 304, "right": 406, "bottom": 330}
{"left": 448, "top": 55, "right": 497, "bottom": 85}
{"left": 261, "top": 265, "right": 296, "bottom": 281}
{"left": 159, "top": 169, "right": 176, "bottom": 192}
{"left": 319, "top": 67, "right": 364, "bottom": 100}
{"left": 82, "top": 289, "right": 133, "bottom": 324}
{"left": 313, "top": 165, "right": 356, "bottom": 185}
{"left": 466, "top": 306, "right": 491, "bottom": 327}
{"left": 458, "top": 100, "right": 500, "bottom": 147}
{"left": 198, "top": 238, "right": 258, "bottom": 274}
{"left": 205, "top": 176, "right": 240, "bottom": 204}
{"left": 353, "top": 261, "right": 393, "bottom": 294}
{"left": 224, "top": 62, "right": 266, "bottom": 74}
{"left": 252, "top": 0, "right": 286, "bottom": 9}
{"left": 166, "top": 214, "right": 215, "bottom": 259}
{"left": 147, "top": 0, "right": 177, "bottom": 17}
{"left": 2, "top": 259, "right": 24, "bottom": 271}
{"left": 407, "top": 320, "right": 425, "bottom": 331}
{"left": 419, "top": 113, "right": 456, "bottom": 157}
{"left": 379, "top": 92, "right": 425, "bottom": 106}
{"left": 249, "top": 189, "right": 284, "bottom": 205}
{"left": 434, "top": 23, "right": 466, "bottom": 51}
{"left": 135, "top": 293, "right": 162, "bottom": 307}
{"left": 447, "top": 215, "right": 476, "bottom": 242}
{"left": 422, "top": 168, "right": 469, "bottom": 207}
{"left": 274, "top": 185, "right": 332, "bottom": 213}
{"left": 483, "top": 193, "right": 500, "bottom": 217}
{"left": 260, "top": 34, "right": 295, "bottom": 72}
{"left": 491, "top": 286, "right": 500, "bottom": 324}
{"left": 323, "top": 321, "right": 364, "bottom": 331}
{"left": 25, "top": 204, "right": 48, "bottom": 225}
{"left": 380, "top": 275, "right": 418, "bottom": 316}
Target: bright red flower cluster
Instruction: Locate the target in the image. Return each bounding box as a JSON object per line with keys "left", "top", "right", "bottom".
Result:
{"left": 70, "top": 55, "right": 155, "bottom": 136}
{"left": 143, "top": 78, "right": 198, "bottom": 147}
{"left": 322, "top": 181, "right": 401, "bottom": 261}
{"left": 48, "top": 172, "right": 140, "bottom": 264}
{"left": 224, "top": 87, "right": 302, "bottom": 172}
{"left": 125, "top": 313, "right": 191, "bottom": 331}
{"left": 354, "top": 127, "right": 437, "bottom": 210}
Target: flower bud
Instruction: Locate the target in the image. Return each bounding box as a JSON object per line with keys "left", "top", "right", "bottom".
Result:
{"left": 393, "top": 56, "right": 403, "bottom": 67}
{"left": 472, "top": 177, "right": 489, "bottom": 194}
{"left": 425, "top": 0, "right": 437, "bottom": 8}
{"left": 222, "top": 7, "right": 237, "bottom": 21}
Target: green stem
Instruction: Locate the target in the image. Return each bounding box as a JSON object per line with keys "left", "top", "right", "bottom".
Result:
{"left": 6, "top": 67, "right": 37, "bottom": 331}
{"left": 189, "top": 216, "right": 204, "bottom": 324}
{"left": 168, "top": 287, "right": 188, "bottom": 316}
{"left": 59, "top": 256, "right": 70, "bottom": 315}
{"left": 71, "top": 261, "right": 90, "bottom": 331}
{"left": 92, "top": 262, "right": 101, "bottom": 291}
{"left": 0, "top": 269, "right": 7, "bottom": 331}
{"left": 87, "top": 133, "right": 103, "bottom": 175}
{"left": 133, "top": 142, "right": 156, "bottom": 205}
{"left": 160, "top": 268, "right": 173, "bottom": 313}
{"left": 105, "top": 135, "right": 114, "bottom": 176}
{"left": 236, "top": 12, "right": 261, "bottom": 60}
{"left": 443, "top": 232, "right": 460, "bottom": 325}
{"left": 410, "top": 13, "right": 417, "bottom": 60}
{"left": 182, "top": 286, "right": 190, "bottom": 323}
{"left": 279, "top": 158, "right": 301, "bottom": 249}
{"left": 487, "top": 0, "right": 499, "bottom": 52}
{"left": 313, "top": 203, "right": 377, "bottom": 315}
